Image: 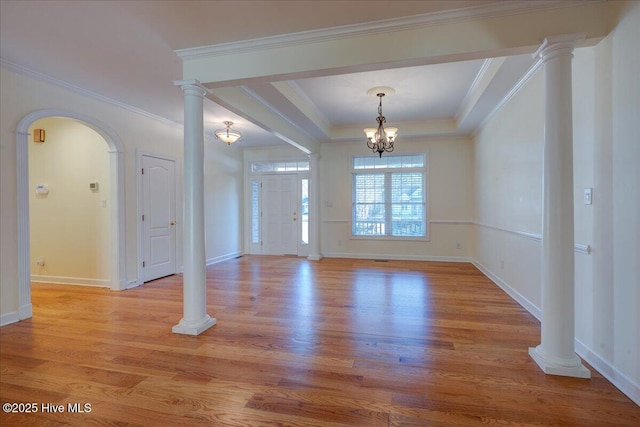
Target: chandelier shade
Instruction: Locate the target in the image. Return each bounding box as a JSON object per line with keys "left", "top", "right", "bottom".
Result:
{"left": 364, "top": 91, "right": 397, "bottom": 157}
{"left": 215, "top": 121, "right": 242, "bottom": 145}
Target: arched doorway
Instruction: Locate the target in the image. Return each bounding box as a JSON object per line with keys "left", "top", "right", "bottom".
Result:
{"left": 15, "top": 109, "right": 125, "bottom": 321}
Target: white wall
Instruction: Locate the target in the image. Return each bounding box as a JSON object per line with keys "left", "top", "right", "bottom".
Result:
{"left": 204, "top": 137, "right": 244, "bottom": 265}
{"left": 473, "top": 0, "right": 640, "bottom": 404}
{"left": 608, "top": 0, "right": 639, "bottom": 399}
{"left": 320, "top": 137, "right": 474, "bottom": 260}
{"left": 28, "top": 117, "right": 111, "bottom": 286}
{"left": 1, "top": 66, "right": 244, "bottom": 324}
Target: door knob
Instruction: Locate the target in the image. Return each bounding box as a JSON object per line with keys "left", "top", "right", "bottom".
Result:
{"left": 170, "top": 221, "right": 176, "bottom": 225}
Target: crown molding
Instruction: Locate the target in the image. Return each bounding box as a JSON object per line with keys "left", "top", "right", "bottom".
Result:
{"left": 176, "top": 1, "right": 603, "bottom": 60}
{"left": 1, "top": 58, "right": 182, "bottom": 130}
{"left": 473, "top": 57, "right": 543, "bottom": 137}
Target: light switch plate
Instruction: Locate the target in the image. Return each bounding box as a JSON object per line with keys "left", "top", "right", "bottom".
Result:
{"left": 584, "top": 188, "right": 593, "bottom": 205}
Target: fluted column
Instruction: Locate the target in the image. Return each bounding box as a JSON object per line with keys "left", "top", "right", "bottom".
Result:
{"left": 172, "top": 79, "right": 216, "bottom": 335}
{"left": 307, "top": 153, "right": 322, "bottom": 261}
{"left": 529, "top": 35, "right": 589, "bottom": 378}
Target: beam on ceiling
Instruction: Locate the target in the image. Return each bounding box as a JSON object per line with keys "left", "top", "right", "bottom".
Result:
{"left": 178, "top": 1, "right": 609, "bottom": 87}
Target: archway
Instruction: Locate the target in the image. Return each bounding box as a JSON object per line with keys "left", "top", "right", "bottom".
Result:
{"left": 15, "top": 109, "right": 125, "bottom": 320}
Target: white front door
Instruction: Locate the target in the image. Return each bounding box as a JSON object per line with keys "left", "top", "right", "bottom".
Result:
{"left": 142, "top": 155, "right": 176, "bottom": 281}
{"left": 262, "top": 174, "right": 298, "bottom": 255}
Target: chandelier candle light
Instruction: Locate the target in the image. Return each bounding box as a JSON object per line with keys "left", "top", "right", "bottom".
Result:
{"left": 215, "top": 121, "right": 242, "bottom": 145}
{"left": 364, "top": 87, "right": 398, "bottom": 157}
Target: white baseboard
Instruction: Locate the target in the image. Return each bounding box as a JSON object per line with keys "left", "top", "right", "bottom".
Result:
{"left": 125, "top": 280, "right": 140, "bottom": 290}
{"left": 322, "top": 252, "right": 472, "bottom": 263}
{"left": 575, "top": 339, "right": 640, "bottom": 406}
{"left": 471, "top": 258, "right": 541, "bottom": 320}
{"left": 0, "top": 311, "right": 20, "bottom": 327}
{"left": 473, "top": 257, "right": 639, "bottom": 407}
{"left": 31, "top": 275, "right": 111, "bottom": 288}
{"left": 206, "top": 251, "right": 244, "bottom": 266}
{"left": 19, "top": 303, "right": 32, "bottom": 320}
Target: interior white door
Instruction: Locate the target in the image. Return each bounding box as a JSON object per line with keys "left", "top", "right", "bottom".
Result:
{"left": 142, "top": 155, "right": 176, "bottom": 281}
{"left": 262, "top": 174, "right": 298, "bottom": 255}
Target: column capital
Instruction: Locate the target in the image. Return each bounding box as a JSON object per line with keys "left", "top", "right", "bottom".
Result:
{"left": 173, "top": 79, "right": 208, "bottom": 97}
{"left": 533, "top": 33, "right": 586, "bottom": 61}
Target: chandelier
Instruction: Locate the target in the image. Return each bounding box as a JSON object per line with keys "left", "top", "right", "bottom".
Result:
{"left": 215, "top": 121, "right": 242, "bottom": 145}
{"left": 364, "top": 89, "right": 397, "bottom": 157}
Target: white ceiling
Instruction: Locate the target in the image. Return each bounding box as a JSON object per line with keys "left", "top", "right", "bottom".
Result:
{"left": 0, "top": 0, "right": 541, "bottom": 148}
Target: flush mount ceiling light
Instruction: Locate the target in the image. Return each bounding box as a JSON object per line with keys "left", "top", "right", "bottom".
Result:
{"left": 215, "top": 121, "right": 242, "bottom": 145}
{"left": 364, "top": 86, "right": 398, "bottom": 158}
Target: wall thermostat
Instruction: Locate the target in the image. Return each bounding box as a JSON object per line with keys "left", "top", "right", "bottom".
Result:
{"left": 35, "top": 184, "right": 49, "bottom": 195}
{"left": 89, "top": 182, "right": 99, "bottom": 191}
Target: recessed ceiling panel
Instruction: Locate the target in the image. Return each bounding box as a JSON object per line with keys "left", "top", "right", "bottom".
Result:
{"left": 293, "top": 60, "right": 485, "bottom": 126}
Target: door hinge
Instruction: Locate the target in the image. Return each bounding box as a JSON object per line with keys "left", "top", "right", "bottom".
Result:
{"left": 141, "top": 168, "right": 144, "bottom": 174}
{"left": 142, "top": 214, "right": 145, "bottom": 221}
{"left": 142, "top": 261, "right": 146, "bottom": 267}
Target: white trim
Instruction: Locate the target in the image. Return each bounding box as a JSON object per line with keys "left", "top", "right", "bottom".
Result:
{"left": 475, "top": 221, "right": 541, "bottom": 241}
{"left": 474, "top": 221, "right": 591, "bottom": 254}
{"left": 430, "top": 219, "right": 473, "bottom": 225}
{"left": 18, "top": 303, "right": 32, "bottom": 321}
{"left": 206, "top": 251, "right": 244, "bottom": 266}
{"left": 322, "top": 252, "right": 472, "bottom": 263}
{"left": 471, "top": 259, "right": 541, "bottom": 320}
{"left": 0, "top": 312, "right": 20, "bottom": 327}
{"left": 125, "top": 280, "right": 140, "bottom": 290}
{"left": 31, "top": 276, "right": 111, "bottom": 288}
{"left": 177, "top": 1, "right": 596, "bottom": 59}
{"left": 574, "top": 243, "right": 592, "bottom": 254}
{"left": 474, "top": 58, "right": 543, "bottom": 136}
{"left": 15, "top": 109, "right": 127, "bottom": 324}
{"left": 323, "top": 219, "right": 349, "bottom": 223}
{"left": 575, "top": 339, "right": 640, "bottom": 406}
{"left": 472, "top": 254, "right": 639, "bottom": 405}
{"left": 1, "top": 59, "right": 182, "bottom": 129}
{"left": 456, "top": 58, "right": 493, "bottom": 120}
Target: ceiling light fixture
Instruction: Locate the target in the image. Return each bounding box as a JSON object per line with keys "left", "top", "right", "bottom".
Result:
{"left": 364, "top": 87, "right": 397, "bottom": 157}
{"left": 215, "top": 121, "right": 242, "bottom": 145}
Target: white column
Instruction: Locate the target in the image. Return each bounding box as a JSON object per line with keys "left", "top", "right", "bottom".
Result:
{"left": 529, "top": 36, "right": 589, "bottom": 378}
{"left": 307, "top": 153, "right": 322, "bottom": 261}
{"left": 172, "top": 79, "right": 216, "bottom": 336}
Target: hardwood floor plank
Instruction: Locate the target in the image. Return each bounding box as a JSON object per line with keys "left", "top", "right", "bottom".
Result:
{"left": 1, "top": 256, "right": 638, "bottom": 426}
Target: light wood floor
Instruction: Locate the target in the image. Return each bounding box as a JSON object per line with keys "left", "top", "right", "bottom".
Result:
{"left": 1, "top": 256, "right": 638, "bottom": 426}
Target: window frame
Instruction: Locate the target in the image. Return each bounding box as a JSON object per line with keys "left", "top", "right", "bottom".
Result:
{"left": 351, "top": 154, "right": 429, "bottom": 241}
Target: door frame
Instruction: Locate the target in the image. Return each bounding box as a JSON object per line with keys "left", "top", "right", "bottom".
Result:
{"left": 15, "top": 109, "right": 126, "bottom": 321}
{"left": 136, "top": 150, "right": 181, "bottom": 287}
{"left": 246, "top": 170, "right": 310, "bottom": 257}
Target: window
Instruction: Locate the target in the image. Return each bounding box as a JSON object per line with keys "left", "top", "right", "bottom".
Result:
{"left": 352, "top": 154, "right": 426, "bottom": 238}
{"left": 251, "top": 179, "right": 260, "bottom": 244}
{"left": 251, "top": 161, "right": 309, "bottom": 173}
{"left": 301, "top": 178, "right": 309, "bottom": 245}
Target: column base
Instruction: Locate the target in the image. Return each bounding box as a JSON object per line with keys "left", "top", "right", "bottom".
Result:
{"left": 172, "top": 315, "right": 216, "bottom": 336}
{"left": 529, "top": 345, "right": 591, "bottom": 378}
{"left": 307, "top": 254, "right": 323, "bottom": 261}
